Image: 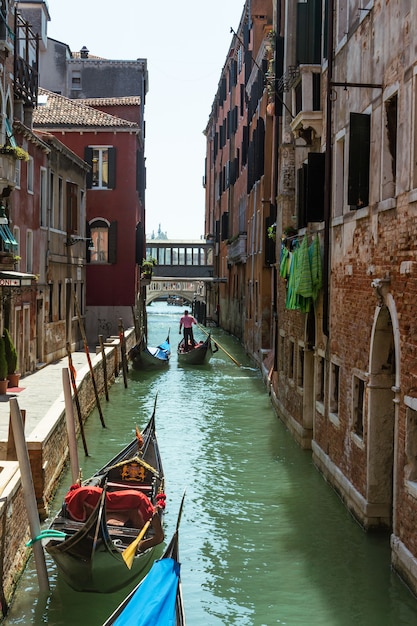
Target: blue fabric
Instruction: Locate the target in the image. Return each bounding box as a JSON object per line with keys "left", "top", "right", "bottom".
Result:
{"left": 112, "top": 558, "right": 180, "bottom": 626}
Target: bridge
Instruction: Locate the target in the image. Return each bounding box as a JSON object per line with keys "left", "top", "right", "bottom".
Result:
{"left": 145, "top": 239, "right": 216, "bottom": 305}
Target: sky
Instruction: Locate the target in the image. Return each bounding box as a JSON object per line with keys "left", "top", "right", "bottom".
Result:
{"left": 45, "top": 0, "right": 246, "bottom": 240}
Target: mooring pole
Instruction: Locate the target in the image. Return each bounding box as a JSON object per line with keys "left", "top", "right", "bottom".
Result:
{"left": 9, "top": 398, "right": 50, "bottom": 593}
{"left": 62, "top": 368, "right": 81, "bottom": 484}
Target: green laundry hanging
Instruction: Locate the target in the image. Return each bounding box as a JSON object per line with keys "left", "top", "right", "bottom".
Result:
{"left": 309, "top": 234, "right": 322, "bottom": 301}
{"left": 295, "top": 235, "right": 313, "bottom": 298}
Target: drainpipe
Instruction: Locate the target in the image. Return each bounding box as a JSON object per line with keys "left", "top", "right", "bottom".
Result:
{"left": 323, "top": 0, "right": 335, "bottom": 337}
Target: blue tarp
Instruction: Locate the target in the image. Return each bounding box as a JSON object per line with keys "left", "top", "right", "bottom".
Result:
{"left": 111, "top": 557, "right": 180, "bottom": 626}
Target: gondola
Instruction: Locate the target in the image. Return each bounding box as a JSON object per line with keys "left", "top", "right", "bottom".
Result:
{"left": 103, "top": 493, "right": 186, "bottom": 626}
{"left": 177, "top": 333, "right": 216, "bottom": 366}
{"left": 128, "top": 332, "right": 171, "bottom": 370}
{"left": 40, "top": 397, "right": 166, "bottom": 593}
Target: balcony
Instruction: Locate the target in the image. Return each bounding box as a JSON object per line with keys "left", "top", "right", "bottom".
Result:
{"left": 0, "top": 154, "right": 17, "bottom": 194}
{"left": 289, "top": 65, "right": 323, "bottom": 143}
{"left": 227, "top": 234, "right": 247, "bottom": 265}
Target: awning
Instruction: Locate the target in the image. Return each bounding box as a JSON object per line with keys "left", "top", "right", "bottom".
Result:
{"left": 0, "top": 270, "right": 36, "bottom": 287}
{"left": 0, "top": 224, "right": 18, "bottom": 247}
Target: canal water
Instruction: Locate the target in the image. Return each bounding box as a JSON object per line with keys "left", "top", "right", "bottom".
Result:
{"left": 3, "top": 301, "right": 417, "bottom": 625}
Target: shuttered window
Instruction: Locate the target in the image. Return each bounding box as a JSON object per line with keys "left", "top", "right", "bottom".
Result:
{"left": 348, "top": 112, "right": 370, "bottom": 208}
{"left": 296, "top": 0, "right": 323, "bottom": 65}
{"left": 221, "top": 212, "right": 229, "bottom": 241}
{"left": 84, "top": 146, "right": 116, "bottom": 189}
{"left": 297, "top": 152, "right": 325, "bottom": 227}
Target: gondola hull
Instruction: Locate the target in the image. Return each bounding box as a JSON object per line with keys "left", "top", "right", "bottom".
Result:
{"left": 177, "top": 335, "right": 213, "bottom": 366}
{"left": 44, "top": 405, "right": 165, "bottom": 593}
{"left": 129, "top": 334, "right": 170, "bottom": 370}
{"left": 103, "top": 499, "right": 186, "bottom": 626}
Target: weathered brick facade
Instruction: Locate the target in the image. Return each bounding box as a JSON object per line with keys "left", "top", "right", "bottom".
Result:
{"left": 205, "top": 0, "right": 417, "bottom": 596}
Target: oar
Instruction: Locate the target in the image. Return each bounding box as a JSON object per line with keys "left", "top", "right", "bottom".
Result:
{"left": 197, "top": 324, "right": 241, "bottom": 367}
{"left": 122, "top": 517, "right": 152, "bottom": 570}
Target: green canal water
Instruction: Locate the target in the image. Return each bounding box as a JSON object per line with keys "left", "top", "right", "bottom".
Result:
{"left": 3, "top": 302, "right": 417, "bottom": 625}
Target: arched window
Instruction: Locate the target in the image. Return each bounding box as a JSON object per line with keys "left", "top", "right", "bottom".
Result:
{"left": 89, "top": 219, "right": 109, "bottom": 263}
{"left": 89, "top": 218, "right": 118, "bottom": 264}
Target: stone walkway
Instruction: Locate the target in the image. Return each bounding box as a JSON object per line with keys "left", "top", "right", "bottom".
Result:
{"left": 0, "top": 352, "right": 91, "bottom": 441}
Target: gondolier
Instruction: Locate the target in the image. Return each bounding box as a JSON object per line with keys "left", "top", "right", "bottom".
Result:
{"left": 179, "top": 310, "right": 197, "bottom": 351}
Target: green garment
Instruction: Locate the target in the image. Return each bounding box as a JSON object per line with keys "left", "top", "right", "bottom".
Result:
{"left": 309, "top": 235, "right": 322, "bottom": 301}
{"left": 295, "top": 235, "right": 313, "bottom": 298}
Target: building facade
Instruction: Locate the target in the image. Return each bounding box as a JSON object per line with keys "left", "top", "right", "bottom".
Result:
{"left": 205, "top": 0, "right": 417, "bottom": 595}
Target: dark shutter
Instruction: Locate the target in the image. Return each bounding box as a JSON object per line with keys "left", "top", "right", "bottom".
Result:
{"left": 215, "top": 219, "right": 220, "bottom": 243}
{"left": 221, "top": 212, "right": 229, "bottom": 241}
{"left": 296, "top": 0, "right": 323, "bottom": 65}
{"left": 84, "top": 146, "right": 93, "bottom": 189}
{"left": 297, "top": 164, "right": 307, "bottom": 229}
{"left": 108, "top": 221, "right": 118, "bottom": 264}
{"left": 348, "top": 112, "right": 370, "bottom": 208}
{"left": 135, "top": 222, "right": 145, "bottom": 265}
{"left": 86, "top": 221, "right": 92, "bottom": 263}
{"left": 306, "top": 152, "right": 325, "bottom": 222}
{"left": 108, "top": 147, "right": 116, "bottom": 189}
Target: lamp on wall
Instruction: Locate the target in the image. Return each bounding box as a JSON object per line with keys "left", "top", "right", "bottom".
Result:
{"left": 65, "top": 236, "right": 94, "bottom": 250}
{"left": 0, "top": 203, "right": 8, "bottom": 225}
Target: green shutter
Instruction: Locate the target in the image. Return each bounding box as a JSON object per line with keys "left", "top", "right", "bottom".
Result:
{"left": 348, "top": 112, "right": 370, "bottom": 208}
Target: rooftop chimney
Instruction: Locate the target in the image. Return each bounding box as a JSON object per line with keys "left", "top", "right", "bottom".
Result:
{"left": 80, "top": 46, "right": 89, "bottom": 59}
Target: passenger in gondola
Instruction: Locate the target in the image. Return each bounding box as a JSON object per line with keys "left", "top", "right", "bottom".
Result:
{"left": 179, "top": 309, "right": 197, "bottom": 351}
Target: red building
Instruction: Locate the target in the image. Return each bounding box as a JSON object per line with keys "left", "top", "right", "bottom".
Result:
{"left": 33, "top": 89, "right": 144, "bottom": 343}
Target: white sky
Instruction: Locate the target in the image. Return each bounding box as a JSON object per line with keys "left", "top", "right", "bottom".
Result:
{"left": 45, "top": 0, "right": 246, "bottom": 240}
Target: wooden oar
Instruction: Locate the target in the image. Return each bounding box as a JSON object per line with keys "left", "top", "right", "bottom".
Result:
{"left": 122, "top": 518, "right": 152, "bottom": 570}
{"left": 197, "top": 324, "right": 241, "bottom": 367}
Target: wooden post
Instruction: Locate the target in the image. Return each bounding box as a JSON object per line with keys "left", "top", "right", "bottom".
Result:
{"left": 6, "top": 409, "right": 25, "bottom": 461}
{"left": 118, "top": 319, "right": 128, "bottom": 389}
{"left": 73, "top": 289, "right": 106, "bottom": 428}
{"left": 62, "top": 368, "right": 80, "bottom": 484}
{"left": 9, "top": 398, "right": 50, "bottom": 593}
{"left": 66, "top": 343, "right": 89, "bottom": 456}
{"left": 99, "top": 335, "right": 109, "bottom": 401}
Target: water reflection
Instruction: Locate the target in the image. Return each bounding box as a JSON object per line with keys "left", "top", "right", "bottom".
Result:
{"left": 4, "top": 302, "right": 417, "bottom": 625}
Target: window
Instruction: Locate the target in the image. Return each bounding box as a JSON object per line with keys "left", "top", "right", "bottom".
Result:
{"left": 27, "top": 156, "right": 34, "bottom": 193}
{"left": 49, "top": 171, "right": 55, "bottom": 228}
{"left": 84, "top": 146, "right": 116, "bottom": 189}
{"left": 58, "top": 177, "right": 63, "bottom": 230}
{"left": 297, "top": 344, "right": 304, "bottom": 387}
{"left": 353, "top": 375, "right": 365, "bottom": 438}
{"left": 278, "top": 332, "right": 285, "bottom": 373}
{"left": 381, "top": 94, "right": 397, "bottom": 200}
{"left": 14, "top": 159, "right": 20, "bottom": 188}
{"left": 330, "top": 362, "right": 340, "bottom": 416}
{"left": 40, "top": 167, "right": 47, "bottom": 226}
{"left": 288, "top": 339, "right": 295, "bottom": 380}
{"left": 89, "top": 219, "right": 118, "bottom": 264}
{"left": 71, "top": 71, "right": 81, "bottom": 90}
{"left": 405, "top": 406, "right": 417, "bottom": 481}
{"left": 26, "top": 229, "right": 33, "bottom": 273}
{"left": 348, "top": 112, "right": 370, "bottom": 208}
{"left": 316, "top": 354, "right": 325, "bottom": 403}
{"left": 90, "top": 220, "right": 109, "bottom": 263}
{"left": 66, "top": 182, "right": 78, "bottom": 233}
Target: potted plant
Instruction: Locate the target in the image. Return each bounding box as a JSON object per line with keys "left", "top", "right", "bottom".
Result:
{"left": 3, "top": 328, "right": 19, "bottom": 387}
{"left": 0, "top": 145, "right": 30, "bottom": 161}
{"left": 0, "top": 336, "right": 8, "bottom": 394}
{"left": 141, "top": 257, "right": 157, "bottom": 280}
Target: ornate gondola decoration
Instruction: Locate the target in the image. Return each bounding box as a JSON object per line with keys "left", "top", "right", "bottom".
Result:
{"left": 39, "top": 397, "right": 166, "bottom": 593}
